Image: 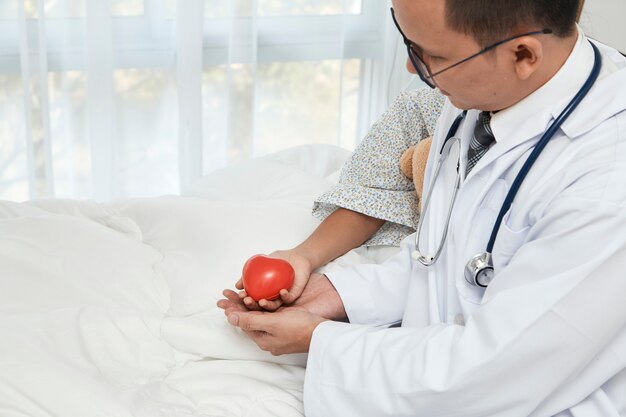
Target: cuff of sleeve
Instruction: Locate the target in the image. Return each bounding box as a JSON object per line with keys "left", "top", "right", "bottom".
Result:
{"left": 313, "top": 184, "right": 419, "bottom": 229}
{"left": 325, "top": 268, "right": 383, "bottom": 325}
{"left": 313, "top": 184, "right": 419, "bottom": 246}
{"left": 304, "top": 320, "right": 356, "bottom": 417}
{"left": 305, "top": 320, "right": 387, "bottom": 417}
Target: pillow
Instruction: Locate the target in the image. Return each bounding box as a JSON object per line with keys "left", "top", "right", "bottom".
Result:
{"left": 186, "top": 144, "right": 351, "bottom": 202}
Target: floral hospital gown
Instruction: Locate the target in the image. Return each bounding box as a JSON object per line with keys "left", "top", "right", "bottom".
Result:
{"left": 312, "top": 88, "right": 446, "bottom": 246}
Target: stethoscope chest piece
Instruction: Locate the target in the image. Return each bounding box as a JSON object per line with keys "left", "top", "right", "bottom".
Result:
{"left": 464, "top": 252, "right": 494, "bottom": 288}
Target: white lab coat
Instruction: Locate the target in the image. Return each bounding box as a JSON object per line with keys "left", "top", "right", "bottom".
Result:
{"left": 304, "top": 34, "right": 626, "bottom": 417}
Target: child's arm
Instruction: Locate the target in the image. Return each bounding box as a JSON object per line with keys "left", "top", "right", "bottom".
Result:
{"left": 293, "top": 208, "right": 385, "bottom": 271}
{"left": 235, "top": 208, "right": 384, "bottom": 310}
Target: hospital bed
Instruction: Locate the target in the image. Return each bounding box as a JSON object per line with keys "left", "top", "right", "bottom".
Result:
{"left": 0, "top": 144, "right": 397, "bottom": 417}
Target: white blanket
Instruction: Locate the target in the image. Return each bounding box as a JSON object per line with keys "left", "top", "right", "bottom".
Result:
{"left": 0, "top": 145, "right": 398, "bottom": 417}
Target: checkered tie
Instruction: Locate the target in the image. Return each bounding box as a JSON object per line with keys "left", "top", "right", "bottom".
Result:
{"left": 466, "top": 111, "right": 496, "bottom": 175}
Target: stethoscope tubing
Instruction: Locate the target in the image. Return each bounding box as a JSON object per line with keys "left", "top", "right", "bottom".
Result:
{"left": 414, "top": 111, "right": 467, "bottom": 265}
{"left": 416, "top": 135, "right": 462, "bottom": 265}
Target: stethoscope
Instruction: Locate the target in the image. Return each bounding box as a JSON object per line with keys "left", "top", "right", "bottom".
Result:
{"left": 412, "top": 41, "right": 603, "bottom": 288}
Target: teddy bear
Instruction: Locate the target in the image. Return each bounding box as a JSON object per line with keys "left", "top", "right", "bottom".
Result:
{"left": 399, "top": 137, "right": 432, "bottom": 210}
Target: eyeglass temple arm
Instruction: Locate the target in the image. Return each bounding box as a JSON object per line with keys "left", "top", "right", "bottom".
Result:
{"left": 428, "top": 29, "right": 553, "bottom": 79}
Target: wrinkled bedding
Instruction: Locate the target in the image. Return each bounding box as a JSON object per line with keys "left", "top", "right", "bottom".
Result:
{"left": 0, "top": 145, "right": 398, "bottom": 417}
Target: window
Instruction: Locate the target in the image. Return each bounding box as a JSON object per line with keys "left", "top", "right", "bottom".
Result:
{"left": 0, "top": 0, "right": 392, "bottom": 200}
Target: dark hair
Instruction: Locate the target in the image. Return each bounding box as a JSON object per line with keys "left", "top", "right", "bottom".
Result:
{"left": 445, "top": 0, "right": 579, "bottom": 47}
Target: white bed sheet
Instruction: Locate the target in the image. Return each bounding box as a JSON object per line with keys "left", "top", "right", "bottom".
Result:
{"left": 0, "top": 145, "right": 399, "bottom": 417}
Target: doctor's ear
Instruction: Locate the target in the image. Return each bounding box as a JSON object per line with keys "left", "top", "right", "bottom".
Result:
{"left": 509, "top": 37, "right": 544, "bottom": 81}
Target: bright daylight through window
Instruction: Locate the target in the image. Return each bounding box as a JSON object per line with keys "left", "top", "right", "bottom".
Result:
{"left": 0, "top": 0, "right": 396, "bottom": 202}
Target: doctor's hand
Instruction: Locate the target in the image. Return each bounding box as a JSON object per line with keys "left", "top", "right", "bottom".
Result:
{"left": 225, "top": 309, "right": 328, "bottom": 355}
{"left": 287, "top": 272, "right": 347, "bottom": 319}
{"left": 234, "top": 249, "right": 314, "bottom": 311}
{"left": 220, "top": 273, "right": 347, "bottom": 320}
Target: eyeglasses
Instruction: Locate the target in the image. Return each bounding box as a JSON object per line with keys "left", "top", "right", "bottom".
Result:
{"left": 390, "top": 8, "right": 552, "bottom": 89}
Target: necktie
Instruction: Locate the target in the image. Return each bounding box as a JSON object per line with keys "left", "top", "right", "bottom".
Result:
{"left": 466, "top": 111, "right": 496, "bottom": 175}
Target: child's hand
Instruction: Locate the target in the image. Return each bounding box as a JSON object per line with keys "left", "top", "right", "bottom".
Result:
{"left": 220, "top": 273, "right": 346, "bottom": 321}
{"left": 234, "top": 249, "right": 313, "bottom": 311}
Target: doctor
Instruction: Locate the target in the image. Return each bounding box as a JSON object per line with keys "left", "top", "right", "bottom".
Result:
{"left": 219, "top": 0, "right": 626, "bottom": 415}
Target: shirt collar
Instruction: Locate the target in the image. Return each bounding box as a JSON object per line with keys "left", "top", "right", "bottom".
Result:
{"left": 489, "top": 27, "right": 594, "bottom": 145}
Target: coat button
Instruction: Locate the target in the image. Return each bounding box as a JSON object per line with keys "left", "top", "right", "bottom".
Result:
{"left": 454, "top": 314, "right": 465, "bottom": 326}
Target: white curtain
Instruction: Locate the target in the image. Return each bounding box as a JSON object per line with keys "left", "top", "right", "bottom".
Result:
{"left": 0, "top": 0, "right": 419, "bottom": 202}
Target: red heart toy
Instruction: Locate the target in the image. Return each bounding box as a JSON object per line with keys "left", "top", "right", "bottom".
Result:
{"left": 242, "top": 255, "right": 295, "bottom": 301}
